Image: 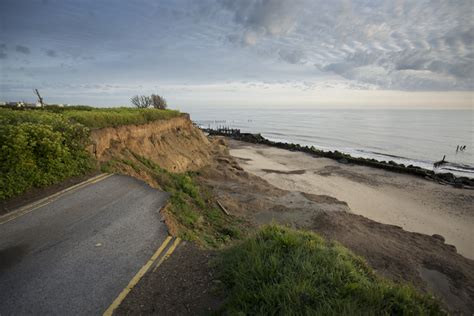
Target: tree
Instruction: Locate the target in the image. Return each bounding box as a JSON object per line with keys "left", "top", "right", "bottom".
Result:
{"left": 151, "top": 94, "right": 167, "bottom": 109}
{"left": 131, "top": 95, "right": 152, "bottom": 108}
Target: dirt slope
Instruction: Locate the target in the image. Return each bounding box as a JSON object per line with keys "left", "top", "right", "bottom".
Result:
{"left": 89, "top": 114, "right": 212, "bottom": 172}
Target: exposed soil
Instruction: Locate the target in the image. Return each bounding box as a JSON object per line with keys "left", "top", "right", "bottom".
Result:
{"left": 0, "top": 170, "right": 101, "bottom": 216}
{"left": 312, "top": 212, "right": 474, "bottom": 314}
{"left": 116, "top": 242, "right": 223, "bottom": 316}
{"left": 89, "top": 115, "right": 212, "bottom": 173}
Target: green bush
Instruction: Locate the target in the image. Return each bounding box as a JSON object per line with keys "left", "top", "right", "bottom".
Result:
{"left": 218, "top": 225, "right": 444, "bottom": 315}
{"left": 0, "top": 109, "right": 93, "bottom": 199}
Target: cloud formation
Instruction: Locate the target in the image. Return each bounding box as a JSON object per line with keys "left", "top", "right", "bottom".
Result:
{"left": 0, "top": 0, "right": 472, "bottom": 106}
{"left": 15, "top": 45, "right": 30, "bottom": 54}
{"left": 219, "top": 0, "right": 474, "bottom": 90}
{"left": 220, "top": 0, "right": 301, "bottom": 46}
{"left": 45, "top": 49, "right": 57, "bottom": 57}
{"left": 0, "top": 44, "right": 7, "bottom": 59}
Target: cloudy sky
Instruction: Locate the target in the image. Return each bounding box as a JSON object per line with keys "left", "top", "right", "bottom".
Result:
{"left": 0, "top": 0, "right": 473, "bottom": 108}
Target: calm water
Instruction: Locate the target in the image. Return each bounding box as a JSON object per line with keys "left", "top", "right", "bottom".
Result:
{"left": 182, "top": 107, "right": 474, "bottom": 178}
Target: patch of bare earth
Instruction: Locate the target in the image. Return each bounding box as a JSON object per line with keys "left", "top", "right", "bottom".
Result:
{"left": 116, "top": 242, "right": 223, "bottom": 316}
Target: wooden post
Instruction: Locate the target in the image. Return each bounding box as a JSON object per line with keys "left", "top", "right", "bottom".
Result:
{"left": 216, "top": 200, "right": 230, "bottom": 216}
{"left": 34, "top": 89, "right": 44, "bottom": 107}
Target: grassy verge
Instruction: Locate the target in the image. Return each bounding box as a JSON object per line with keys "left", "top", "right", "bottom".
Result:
{"left": 218, "top": 225, "right": 444, "bottom": 315}
{"left": 101, "top": 153, "right": 245, "bottom": 248}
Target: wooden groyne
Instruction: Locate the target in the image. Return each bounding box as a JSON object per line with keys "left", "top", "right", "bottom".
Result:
{"left": 202, "top": 126, "right": 241, "bottom": 136}
{"left": 202, "top": 127, "right": 474, "bottom": 189}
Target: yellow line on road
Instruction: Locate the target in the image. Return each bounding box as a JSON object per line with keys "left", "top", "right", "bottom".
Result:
{"left": 152, "top": 237, "right": 181, "bottom": 272}
{"left": 0, "top": 173, "right": 113, "bottom": 225}
{"left": 103, "top": 236, "right": 173, "bottom": 316}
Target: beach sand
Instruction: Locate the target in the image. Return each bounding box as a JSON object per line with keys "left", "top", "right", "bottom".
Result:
{"left": 229, "top": 140, "right": 474, "bottom": 260}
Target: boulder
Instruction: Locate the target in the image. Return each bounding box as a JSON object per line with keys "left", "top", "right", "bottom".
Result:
{"left": 437, "top": 172, "right": 455, "bottom": 183}
{"left": 338, "top": 158, "right": 349, "bottom": 164}
{"left": 432, "top": 234, "right": 445, "bottom": 243}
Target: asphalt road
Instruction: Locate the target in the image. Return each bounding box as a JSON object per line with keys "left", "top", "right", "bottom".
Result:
{"left": 0, "top": 174, "right": 169, "bottom": 315}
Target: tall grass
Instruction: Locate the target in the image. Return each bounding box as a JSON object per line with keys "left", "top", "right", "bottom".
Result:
{"left": 218, "top": 225, "right": 444, "bottom": 315}
{"left": 62, "top": 108, "right": 180, "bottom": 128}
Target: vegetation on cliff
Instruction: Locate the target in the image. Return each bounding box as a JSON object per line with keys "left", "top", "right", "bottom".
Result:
{"left": 0, "top": 109, "right": 93, "bottom": 199}
{"left": 60, "top": 107, "right": 179, "bottom": 128}
{"left": 218, "top": 225, "right": 444, "bottom": 315}
{"left": 0, "top": 106, "right": 180, "bottom": 200}
{"left": 101, "top": 152, "right": 245, "bottom": 248}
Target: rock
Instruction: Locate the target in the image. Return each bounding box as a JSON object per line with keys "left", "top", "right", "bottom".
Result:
{"left": 338, "top": 158, "right": 349, "bottom": 164}
{"left": 232, "top": 164, "right": 243, "bottom": 171}
{"left": 437, "top": 172, "right": 455, "bottom": 183}
{"left": 453, "top": 182, "right": 464, "bottom": 189}
{"left": 217, "top": 157, "right": 231, "bottom": 164}
{"left": 432, "top": 234, "right": 445, "bottom": 243}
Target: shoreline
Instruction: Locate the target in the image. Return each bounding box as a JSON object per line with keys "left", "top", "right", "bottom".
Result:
{"left": 227, "top": 138, "right": 474, "bottom": 260}
{"left": 205, "top": 129, "right": 474, "bottom": 189}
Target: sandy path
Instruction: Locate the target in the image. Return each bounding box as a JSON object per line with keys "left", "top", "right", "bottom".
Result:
{"left": 229, "top": 140, "right": 474, "bottom": 260}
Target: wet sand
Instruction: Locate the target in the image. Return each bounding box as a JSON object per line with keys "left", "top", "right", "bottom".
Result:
{"left": 229, "top": 140, "right": 474, "bottom": 260}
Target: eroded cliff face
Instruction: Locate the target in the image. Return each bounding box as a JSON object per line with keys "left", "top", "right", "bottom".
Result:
{"left": 88, "top": 114, "right": 212, "bottom": 172}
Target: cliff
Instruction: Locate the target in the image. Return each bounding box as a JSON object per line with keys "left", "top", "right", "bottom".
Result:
{"left": 88, "top": 114, "right": 212, "bottom": 172}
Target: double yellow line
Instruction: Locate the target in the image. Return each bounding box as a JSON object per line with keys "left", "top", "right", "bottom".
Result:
{"left": 103, "top": 236, "right": 181, "bottom": 316}
{"left": 1, "top": 172, "right": 181, "bottom": 315}
{"left": 0, "top": 173, "right": 113, "bottom": 225}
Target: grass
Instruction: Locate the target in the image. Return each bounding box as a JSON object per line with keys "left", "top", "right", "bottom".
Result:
{"left": 1, "top": 106, "right": 181, "bottom": 128}
{"left": 62, "top": 107, "right": 180, "bottom": 129}
{"left": 102, "top": 153, "right": 245, "bottom": 248}
{"left": 218, "top": 225, "right": 444, "bottom": 315}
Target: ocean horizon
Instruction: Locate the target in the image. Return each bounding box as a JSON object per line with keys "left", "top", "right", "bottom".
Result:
{"left": 184, "top": 107, "right": 474, "bottom": 178}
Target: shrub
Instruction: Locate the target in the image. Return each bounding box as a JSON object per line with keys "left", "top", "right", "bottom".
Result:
{"left": 0, "top": 109, "right": 93, "bottom": 199}
{"left": 131, "top": 95, "right": 152, "bottom": 108}
{"left": 151, "top": 94, "right": 167, "bottom": 109}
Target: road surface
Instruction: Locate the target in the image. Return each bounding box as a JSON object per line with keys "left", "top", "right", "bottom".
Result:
{"left": 0, "top": 174, "right": 169, "bottom": 315}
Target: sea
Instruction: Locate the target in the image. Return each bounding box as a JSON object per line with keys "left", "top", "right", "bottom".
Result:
{"left": 181, "top": 107, "right": 474, "bottom": 178}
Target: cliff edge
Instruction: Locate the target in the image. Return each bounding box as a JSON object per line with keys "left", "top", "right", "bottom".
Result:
{"left": 89, "top": 114, "right": 212, "bottom": 173}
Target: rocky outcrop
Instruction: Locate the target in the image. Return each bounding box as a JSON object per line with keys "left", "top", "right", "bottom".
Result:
{"left": 88, "top": 114, "right": 212, "bottom": 172}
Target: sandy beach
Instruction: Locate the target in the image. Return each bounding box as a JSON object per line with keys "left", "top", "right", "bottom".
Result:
{"left": 229, "top": 140, "right": 474, "bottom": 260}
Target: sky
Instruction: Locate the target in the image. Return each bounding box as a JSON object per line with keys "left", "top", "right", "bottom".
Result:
{"left": 0, "top": 0, "right": 473, "bottom": 108}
